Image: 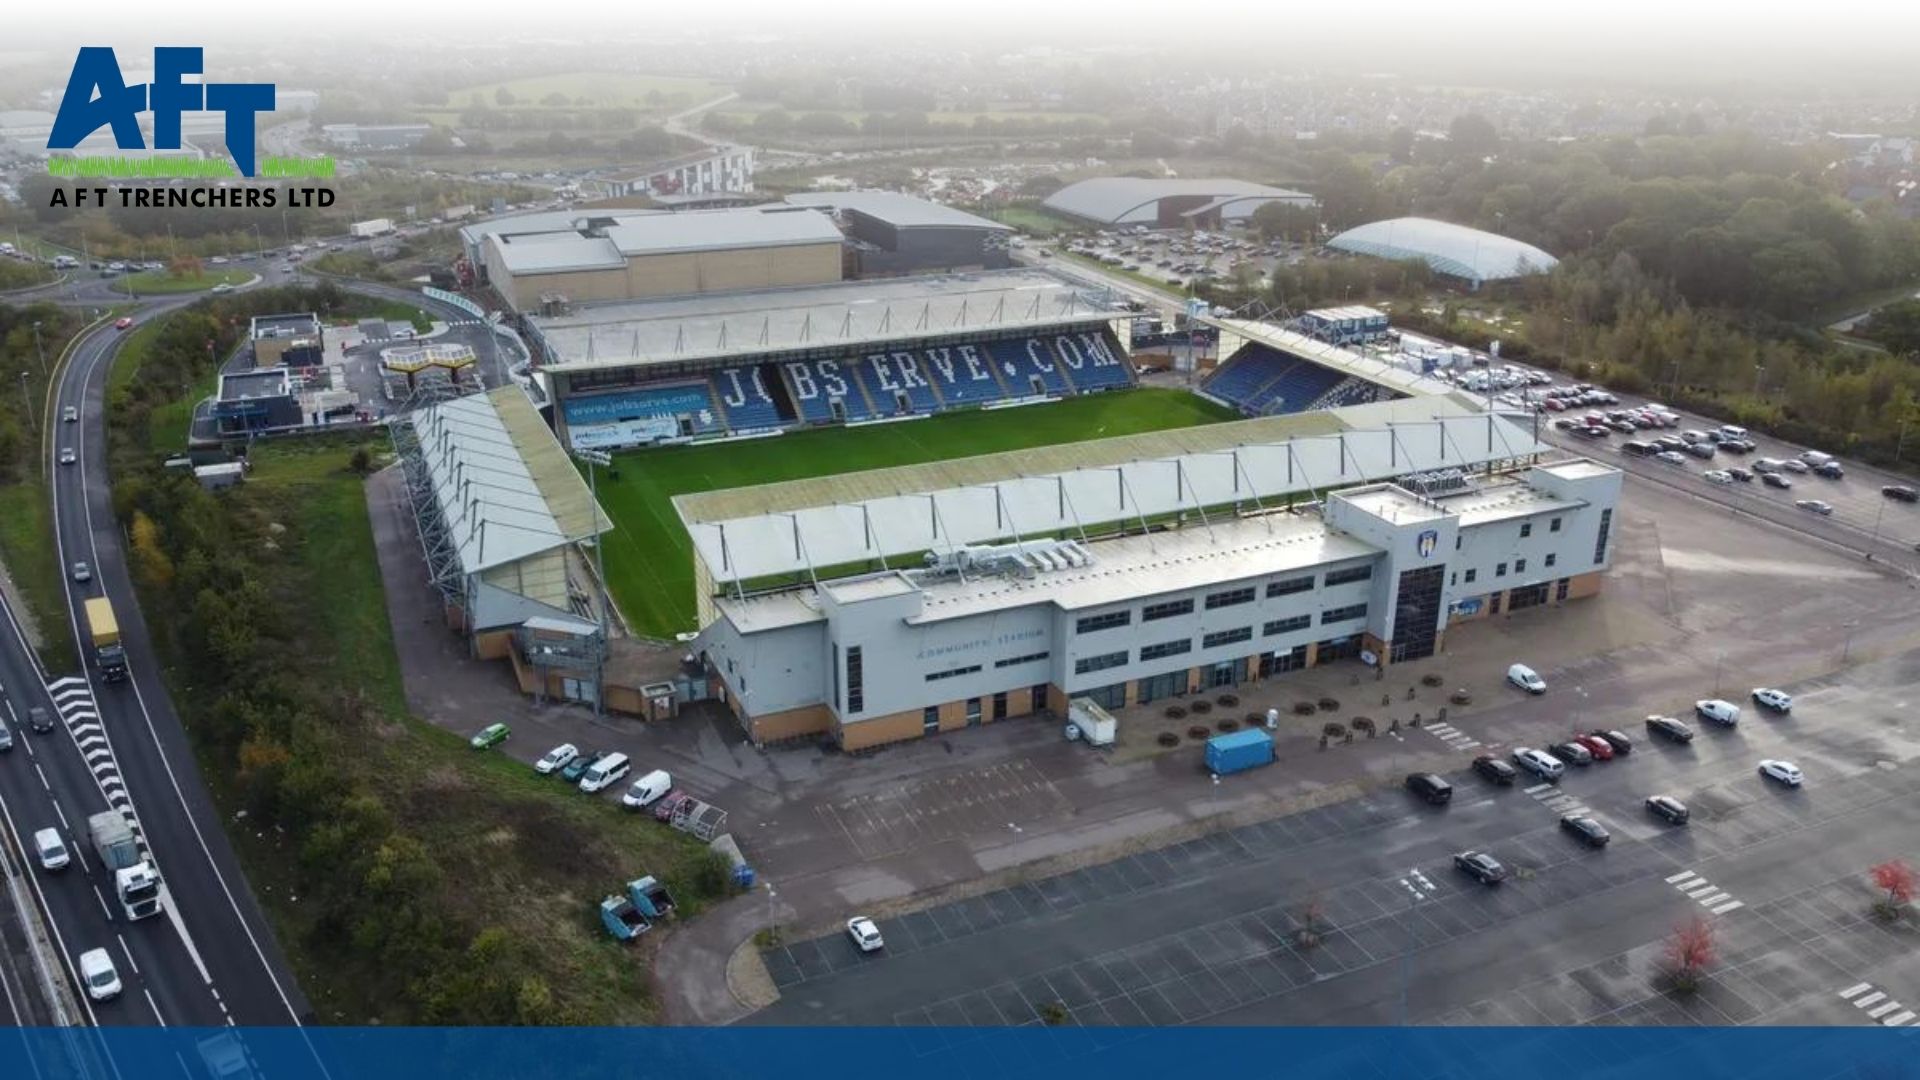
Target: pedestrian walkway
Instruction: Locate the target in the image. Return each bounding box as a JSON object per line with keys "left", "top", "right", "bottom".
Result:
{"left": 1423, "top": 720, "right": 1481, "bottom": 752}
{"left": 1663, "top": 868, "right": 1744, "bottom": 914}
{"left": 1840, "top": 982, "right": 1917, "bottom": 1026}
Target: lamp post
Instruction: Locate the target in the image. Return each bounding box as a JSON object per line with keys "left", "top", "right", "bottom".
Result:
{"left": 1753, "top": 364, "right": 1765, "bottom": 399}
{"left": 31, "top": 321, "right": 45, "bottom": 376}
{"left": 18, "top": 371, "right": 34, "bottom": 433}
{"left": 1398, "top": 868, "right": 1435, "bottom": 1025}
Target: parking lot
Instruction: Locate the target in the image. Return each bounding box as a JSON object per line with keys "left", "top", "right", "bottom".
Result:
{"left": 752, "top": 653, "right": 1920, "bottom": 1029}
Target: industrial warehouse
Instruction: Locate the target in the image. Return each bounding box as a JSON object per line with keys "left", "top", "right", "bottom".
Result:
{"left": 687, "top": 404, "right": 1621, "bottom": 750}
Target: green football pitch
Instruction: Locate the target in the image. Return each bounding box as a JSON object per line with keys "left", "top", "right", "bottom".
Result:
{"left": 594, "top": 388, "right": 1236, "bottom": 638}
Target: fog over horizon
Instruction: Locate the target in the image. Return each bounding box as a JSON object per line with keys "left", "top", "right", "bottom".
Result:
{"left": 5, "top": 0, "right": 1919, "bottom": 93}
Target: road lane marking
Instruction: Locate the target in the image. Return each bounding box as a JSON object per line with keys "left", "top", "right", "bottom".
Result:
{"left": 117, "top": 934, "right": 140, "bottom": 975}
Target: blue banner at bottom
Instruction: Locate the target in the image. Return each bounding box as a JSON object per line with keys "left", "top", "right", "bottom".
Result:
{"left": 4, "top": 1025, "right": 1912, "bottom": 1080}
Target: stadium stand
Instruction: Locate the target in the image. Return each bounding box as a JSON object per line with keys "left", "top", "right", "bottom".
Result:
{"left": 1052, "top": 331, "right": 1133, "bottom": 391}
{"left": 854, "top": 352, "right": 944, "bottom": 415}
{"left": 922, "top": 344, "right": 1009, "bottom": 407}
{"left": 561, "top": 382, "right": 725, "bottom": 437}
{"left": 987, "top": 336, "right": 1073, "bottom": 397}
{"left": 712, "top": 364, "right": 792, "bottom": 431}
{"left": 783, "top": 358, "right": 877, "bottom": 423}
{"left": 1311, "top": 376, "right": 1390, "bottom": 411}
{"left": 1203, "top": 344, "right": 1346, "bottom": 417}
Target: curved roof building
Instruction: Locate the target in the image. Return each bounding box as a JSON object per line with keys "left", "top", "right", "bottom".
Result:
{"left": 1043, "top": 178, "right": 1314, "bottom": 228}
{"left": 1327, "top": 217, "right": 1557, "bottom": 286}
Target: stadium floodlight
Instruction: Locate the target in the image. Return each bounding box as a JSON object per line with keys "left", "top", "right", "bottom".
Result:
{"left": 574, "top": 449, "right": 612, "bottom": 468}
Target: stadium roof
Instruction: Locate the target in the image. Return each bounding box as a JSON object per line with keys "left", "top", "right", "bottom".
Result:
{"left": 411, "top": 386, "right": 610, "bottom": 576}
{"left": 784, "top": 191, "right": 1012, "bottom": 232}
{"left": 1043, "top": 177, "right": 1314, "bottom": 225}
{"left": 1326, "top": 217, "right": 1558, "bottom": 284}
{"left": 529, "top": 268, "right": 1122, "bottom": 372}
{"left": 491, "top": 232, "right": 626, "bottom": 274}
{"left": 679, "top": 403, "right": 1547, "bottom": 585}
{"left": 458, "top": 208, "right": 667, "bottom": 252}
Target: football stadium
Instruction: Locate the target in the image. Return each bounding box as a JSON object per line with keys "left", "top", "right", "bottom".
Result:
{"left": 404, "top": 200, "right": 1621, "bottom": 748}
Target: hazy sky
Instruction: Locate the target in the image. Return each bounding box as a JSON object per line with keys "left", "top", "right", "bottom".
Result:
{"left": 9, "top": 0, "right": 1920, "bottom": 87}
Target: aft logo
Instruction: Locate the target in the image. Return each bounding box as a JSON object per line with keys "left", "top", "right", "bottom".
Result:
{"left": 49, "top": 47, "right": 274, "bottom": 176}
{"left": 1415, "top": 529, "right": 1439, "bottom": 559}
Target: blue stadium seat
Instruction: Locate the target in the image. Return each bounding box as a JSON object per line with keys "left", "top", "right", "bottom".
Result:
{"left": 781, "top": 358, "right": 875, "bottom": 423}
{"left": 1202, "top": 347, "right": 1290, "bottom": 409}
{"left": 711, "top": 364, "right": 789, "bottom": 432}
{"left": 986, "top": 337, "right": 1072, "bottom": 396}
{"left": 1050, "top": 332, "right": 1133, "bottom": 391}
{"left": 853, "top": 351, "right": 941, "bottom": 415}
{"left": 1243, "top": 358, "right": 1345, "bottom": 415}
{"left": 559, "top": 382, "right": 723, "bottom": 438}
{"left": 920, "top": 343, "right": 1008, "bottom": 407}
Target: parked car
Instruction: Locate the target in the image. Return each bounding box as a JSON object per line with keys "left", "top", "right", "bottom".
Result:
{"left": 1589, "top": 729, "right": 1633, "bottom": 755}
{"left": 618, "top": 768, "right": 672, "bottom": 808}
{"left": 1758, "top": 759, "right": 1803, "bottom": 787}
{"left": 1795, "top": 499, "right": 1833, "bottom": 516}
{"left": 1507, "top": 663, "right": 1546, "bottom": 694}
{"left": 1751, "top": 687, "right": 1793, "bottom": 713}
{"left": 534, "top": 743, "right": 578, "bottom": 775}
{"left": 1453, "top": 850, "right": 1508, "bottom": 885}
{"left": 651, "top": 790, "right": 692, "bottom": 822}
{"left": 1762, "top": 472, "right": 1792, "bottom": 489}
{"left": 560, "top": 750, "right": 605, "bottom": 783}
{"left": 1471, "top": 755, "right": 1517, "bottom": 785}
{"left": 1405, "top": 773, "right": 1453, "bottom": 805}
{"left": 1753, "top": 458, "right": 1785, "bottom": 473}
{"left": 1645, "top": 715, "right": 1695, "bottom": 743}
{"left": 1645, "top": 795, "right": 1690, "bottom": 825}
{"left": 1882, "top": 485, "right": 1920, "bottom": 503}
{"left": 1512, "top": 747, "right": 1566, "bottom": 781}
{"left": 78, "top": 948, "right": 121, "bottom": 1001}
{"left": 469, "top": 722, "right": 510, "bottom": 749}
{"left": 1799, "top": 450, "right": 1833, "bottom": 466}
{"left": 1575, "top": 734, "right": 1616, "bottom": 761}
{"left": 1702, "top": 470, "right": 1733, "bottom": 485}
{"left": 1560, "top": 815, "right": 1611, "bottom": 848}
{"left": 1781, "top": 459, "right": 1810, "bottom": 474}
{"left": 1653, "top": 450, "right": 1688, "bottom": 466}
{"left": 1728, "top": 468, "right": 1754, "bottom": 483}
{"left": 1695, "top": 699, "right": 1741, "bottom": 726}
{"left": 1551, "top": 740, "right": 1594, "bottom": 766}
{"left": 847, "top": 916, "right": 885, "bottom": 952}
{"left": 1683, "top": 441, "right": 1716, "bottom": 460}
{"left": 1814, "top": 461, "right": 1844, "bottom": 479}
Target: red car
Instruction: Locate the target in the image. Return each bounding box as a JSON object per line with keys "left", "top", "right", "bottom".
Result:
{"left": 1575, "top": 734, "right": 1615, "bottom": 761}
{"left": 650, "top": 790, "right": 690, "bottom": 822}
{"left": 114, "top": 317, "right": 132, "bottom": 330}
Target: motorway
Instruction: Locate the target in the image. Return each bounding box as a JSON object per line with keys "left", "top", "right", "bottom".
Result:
{"left": 0, "top": 263, "right": 502, "bottom": 1038}
{"left": 0, "top": 298, "right": 314, "bottom": 1033}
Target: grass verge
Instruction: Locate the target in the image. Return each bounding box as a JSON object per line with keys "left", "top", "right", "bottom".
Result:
{"left": 597, "top": 388, "right": 1236, "bottom": 637}
{"left": 112, "top": 269, "right": 253, "bottom": 295}
{"left": 0, "top": 481, "right": 75, "bottom": 671}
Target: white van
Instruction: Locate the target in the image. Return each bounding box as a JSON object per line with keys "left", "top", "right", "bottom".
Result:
{"left": 1717, "top": 425, "right": 1749, "bottom": 440}
{"left": 33, "top": 828, "right": 70, "bottom": 871}
{"left": 578, "top": 751, "right": 631, "bottom": 794}
{"left": 620, "top": 769, "right": 673, "bottom": 810}
{"left": 1798, "top": 450, "right": 1833, "bottom": 467}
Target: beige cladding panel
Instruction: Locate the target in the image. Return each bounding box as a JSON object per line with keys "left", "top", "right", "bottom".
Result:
{"left": 508, "top": 267, "right": 630, "bottom": 311}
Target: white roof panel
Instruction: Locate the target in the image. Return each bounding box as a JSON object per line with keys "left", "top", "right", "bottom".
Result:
{"left": 1327, "top": 217, "right": 1558, "bottom": 282}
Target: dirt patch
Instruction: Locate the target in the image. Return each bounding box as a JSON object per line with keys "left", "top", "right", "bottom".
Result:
{"left": 726, "top": 938, "right": 781, "bottom": 1011}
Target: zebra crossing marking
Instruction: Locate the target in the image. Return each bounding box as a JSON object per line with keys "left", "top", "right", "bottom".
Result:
{"left": 1664, "top": 869, "right": 1743, "bottom": 913}
{"left": 1422, "top": 721, "right": 1481, "bottom": 752}
{"left": 1840, "top": 984, "right": 1915, "bottom": 1027}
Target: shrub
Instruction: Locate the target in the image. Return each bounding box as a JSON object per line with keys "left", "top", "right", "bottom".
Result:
{"left": 1216, "top": 693, "right": 1239, "bottom": 708}
{"left": 1292, "top": 701, "right": 1317, "bottom": 716}
{"left": 1186, "top": 725, "right": 1210, "bottom": 741}
{"left": 1244, "top": 712, "right": 1265, "bottom": 727}
{"left": 1321, "top": 722, "right": 1347, "bottom": 740}
{"left": 1164, "top": 705, "right": 1188, "bottom": 720}
{"left": 1317, "top": 697, "right": 1340, "bottom": 712}
{"left": 1039, "top": 1001, "right": 1069, "bottom": 1026}
{"left": 1216, "top": 718, "right": 1238, "bottom": 732}
{"left": 1190, "top": 699, "right": 1212, "bottom": 715}
{"left": 1421, "top": 673, "right": 1444, "bottom": 687}
{"left": 1155, "top": 731, "right": 1180, "bottom": 748}
{"left": 1450, "top": 690, "right": 1473, "bottom": 705}
{"left": 1350, "top": 717, "right": 1375, "bottom": 736}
